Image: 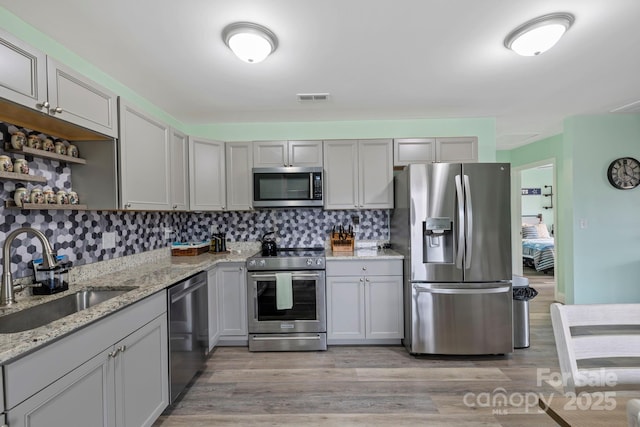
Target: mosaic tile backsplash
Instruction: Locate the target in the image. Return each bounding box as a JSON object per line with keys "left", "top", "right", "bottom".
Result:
{"left": 0, "top": 123, "right": 389, "bottom": 277}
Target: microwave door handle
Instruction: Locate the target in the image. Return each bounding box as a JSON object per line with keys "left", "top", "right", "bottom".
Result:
{"left": 309, "top": 173, "right": 314, "bottom": 199}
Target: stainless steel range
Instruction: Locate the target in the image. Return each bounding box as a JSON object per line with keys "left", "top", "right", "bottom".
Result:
{"left": 246, "top": 247, "right": 326, "bottom": 351}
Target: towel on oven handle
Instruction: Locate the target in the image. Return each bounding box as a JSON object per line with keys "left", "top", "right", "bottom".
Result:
{"left": 275, "top": 272, "right": 293, "bottom": 310}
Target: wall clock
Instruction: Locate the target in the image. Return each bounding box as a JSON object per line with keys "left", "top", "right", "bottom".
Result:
{"left": 607, "top": 157, "right": 640, "bottom": 190}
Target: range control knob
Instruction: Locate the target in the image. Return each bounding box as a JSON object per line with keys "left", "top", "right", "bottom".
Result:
{"left": 248, "top": 259, "right": 256, "bottom": 267}
{"left": 306, "top": 258, "right": 313, "bottom": 266}
{"left": 316, "top": 259, "right": 323, "bottom": 265}
{"left": 259, "top": 260, "right": 266, "bottom": 266}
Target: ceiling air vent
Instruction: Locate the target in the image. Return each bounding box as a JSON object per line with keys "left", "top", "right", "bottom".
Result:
{"left": 297, "top": 93, "right": 330, "bottom": 102}
{"left": 610, "top": 100, "right": 640, "bottom": 113}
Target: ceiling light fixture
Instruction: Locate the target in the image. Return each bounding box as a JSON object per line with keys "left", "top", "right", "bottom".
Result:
{"left": 504, "top": 12, "right": 574, "bottom": 56}
{"left": 222, "top": 22, "right": 278, "bottom": 63}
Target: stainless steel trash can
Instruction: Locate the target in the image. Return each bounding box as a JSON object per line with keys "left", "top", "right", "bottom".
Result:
{"left": 512, "top": 275, "right": 530, "bottom": 349}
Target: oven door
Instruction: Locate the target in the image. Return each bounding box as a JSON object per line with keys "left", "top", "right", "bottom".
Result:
{"left": 247, "top": 270, "right": 326, "bottom": 334}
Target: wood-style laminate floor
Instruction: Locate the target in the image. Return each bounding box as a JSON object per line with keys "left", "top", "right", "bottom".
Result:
{"left": 154, "top": 271, "right": 562, "bottom": 426}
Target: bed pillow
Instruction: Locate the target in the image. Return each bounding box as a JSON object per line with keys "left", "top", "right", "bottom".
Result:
{"left": 522, "top": 226, "right": 539, "bottom": 239}
{"left": 535, "top": 223, "right": 550, "bottom": 239}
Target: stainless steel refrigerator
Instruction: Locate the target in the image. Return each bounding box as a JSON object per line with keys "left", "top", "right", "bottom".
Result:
{"left": 390, "top": 163, "right": 513, "bottom": 355}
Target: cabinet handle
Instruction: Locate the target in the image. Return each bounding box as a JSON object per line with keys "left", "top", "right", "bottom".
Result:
{"left": 108, "top": 348, "right": 120, "bottom": 358}
{"left": 365, "top": 278, "right": 370, "bottom": 282}
{"left": 173, "top": 204, "right": 178, "bottom": 209}
{"left": 50, "top": 106, "right": 63, "bottom": 114}
{"left": 125, "top": 203, "right": 132, "bottom": 208}
{"left": 359, "top": 278, "right": 364, "bottom": 282}
{"left": 36, "top": 101, "right": 50, "bottom": 110}
{"left": 119, "top": 345, "right": 126, "bottom": 353}
{"left": 362, "top": 266, "right": 367, "bottom": 271}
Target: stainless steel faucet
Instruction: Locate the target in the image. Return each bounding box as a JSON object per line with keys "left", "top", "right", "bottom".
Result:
{"left": 1, "top": 227, "right": 58, "bottom": 306}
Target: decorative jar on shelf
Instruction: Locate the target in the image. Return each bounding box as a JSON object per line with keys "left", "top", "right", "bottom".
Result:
{"left": 10, "top": 131, "right": 26, "bottom": 150}
{"left": 43, "top": 188, "right": 55, "bottom": 204}
{"left": 67, "top": 144, "right": 79, "bottom": 158}
{"left": 13, "top": 158, "right": 29, "bottom": 174}
{"left": 27, "top": 132, "right": 42, "bottom": 150}
{"left": 55, "top": 190, "right": 69, "bottom": 205}
{"left": 68, "top": 191, "right": 79, "bottom": 205}
{"left": 13, "top": 187, "right": 28, "bottom": 207}
{"left": 42, "top": 137, "right": 55, "bottom": 152}
{"left": 0, "top": 155, "right": 13, "bottom": 172}
{"left": 29, "top": 188, "right": 44, "bottom": 204}
{"left": 54, "top": 140, "right": 66, "bottom": 156}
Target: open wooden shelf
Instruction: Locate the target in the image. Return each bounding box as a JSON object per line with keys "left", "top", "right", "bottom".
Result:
{"left": 5, "top": 200, "right": 88, "bottom": 210}
{"left": 0, "top": 170, "right": 47, "bottom": 183}
{"left": 3, "top": 144, "right": 87, "bottom": 164}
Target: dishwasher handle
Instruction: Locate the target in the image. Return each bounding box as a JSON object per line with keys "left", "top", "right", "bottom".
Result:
{"left": 169, "top": 279, "right": 207, "bottom": 304}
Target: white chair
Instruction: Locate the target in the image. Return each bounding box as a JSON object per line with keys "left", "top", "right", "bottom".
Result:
{"left": 550, "top": 302, "right": 640, "bottom": 394}
{"left": 628, "top": 398, "right": 640, "bottom": 427}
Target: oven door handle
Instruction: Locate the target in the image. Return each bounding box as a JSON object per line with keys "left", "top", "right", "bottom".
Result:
{"left": 249, "top": 273, "right": 321, "bottom": 279}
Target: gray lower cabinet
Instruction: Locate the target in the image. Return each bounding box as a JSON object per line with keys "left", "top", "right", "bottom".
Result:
{"left": 217, "top": 263, "right": 248, "bottom": 345}
{"left": 3, "top": 292, "right": 168, "bottom": 427}
{"left": 207, "top": 267, "right": 222, "bottom": 350}
{"left": 326, "top": 259, "right": 403, "bottom": 344}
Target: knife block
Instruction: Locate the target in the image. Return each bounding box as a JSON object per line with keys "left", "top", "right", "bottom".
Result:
{"left": 330, "top": 232, "right": 354, "bottom": 252}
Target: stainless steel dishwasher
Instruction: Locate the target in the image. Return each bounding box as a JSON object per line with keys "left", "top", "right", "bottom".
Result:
{"left": 167, "top": 271, "right": 209, "bottom": 404}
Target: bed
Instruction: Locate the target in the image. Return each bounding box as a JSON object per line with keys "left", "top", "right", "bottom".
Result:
{"left": 522, "top": 215, "right": 555, "bottom": 274}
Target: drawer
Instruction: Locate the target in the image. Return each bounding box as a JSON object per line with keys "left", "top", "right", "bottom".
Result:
{"left": 326, "top": 259, "right": 402, "bottom": 277}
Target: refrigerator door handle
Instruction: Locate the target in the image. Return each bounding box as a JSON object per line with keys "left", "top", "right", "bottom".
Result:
{"left": 413, "top": 284, "right": 511, "bottom": 295}
{"left": 463, "top": 174, "right": 473, "bottom": 269}
{"left": 455, "top": 174, "right": 464, "bottom": 268}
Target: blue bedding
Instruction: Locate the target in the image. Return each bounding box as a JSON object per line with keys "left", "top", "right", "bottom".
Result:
{"left": 523, "top": 238, "right": 555, "bottom": 272}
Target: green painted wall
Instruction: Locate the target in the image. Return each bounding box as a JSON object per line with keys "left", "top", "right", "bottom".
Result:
{"left": 564, "top": 114, "right": 640, "bottom": 304}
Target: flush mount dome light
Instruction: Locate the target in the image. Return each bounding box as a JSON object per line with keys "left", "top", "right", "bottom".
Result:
{"left": 222, "top": 22, "right": 278, "bottom": 63}
{"left": 504, "top": 12, "right": 574, "bottom": 56}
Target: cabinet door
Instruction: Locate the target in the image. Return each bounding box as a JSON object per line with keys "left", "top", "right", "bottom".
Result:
{"left": 288, "top": 140, "right": 323, "bottom": 167}
{"left": 323, "top": 140, "right": 359, "bottom": 209}
{"left": 207, "top": 268, "right": 221, "bottom": 350}
{"left": 359, "top": 139, "right": 393, "bottom": 209}
{"left": 189, "top": 137, "right": 226, "bottom": 211}
{"left": 253, "top": 140, "right": 288, "bottom": 167}
{"left": 218, "top": 264, "right": 247, "bottom": 337}
{"left": 7, "top": 347, "right": 114, "bottom": 427}
{"left": 365, "top": 276, "right": 404, "bottom": 339}
{"left": 119, "top": 101, "right": 171, "bottom": 210}
{"left": 0, "top": 29, "right": 48, "bottom": 111}
{"left": 326, "top": 276, "right": 365, "bottom": 340}
{"left": 46, "top": 58, "right": 118, "bottom": 137}
{"left": 115, "top": 314, "right": 168, "bottom": 427}
{"left": 170, "top": 128, "right": 189, "bottom": 210}
{"left": 436, "top": 137, "right": 478, "bottom": 163}
{"left": 394, "top": 138, "right": 436, "bottom": 166}
{"left": 226, "top": 141, "right": 253, "bottom": 211}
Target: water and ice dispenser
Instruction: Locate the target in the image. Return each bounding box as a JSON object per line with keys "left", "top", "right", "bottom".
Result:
{"left": 423, "top": 217, "right": 454, "bottom": 263}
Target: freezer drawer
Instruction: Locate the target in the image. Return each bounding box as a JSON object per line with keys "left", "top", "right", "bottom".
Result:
{"left": 408, "top": 282, "right": 513, "bottom": 355}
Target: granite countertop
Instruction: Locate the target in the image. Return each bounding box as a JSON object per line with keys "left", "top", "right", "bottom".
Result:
{"left": 0, "top": 244, "right": 403, "bottom": 364}
{"left": 0, "top": 248, "right": 255, "bottom": 365}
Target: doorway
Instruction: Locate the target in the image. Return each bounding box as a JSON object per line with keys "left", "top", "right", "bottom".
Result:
{"left": 511, "top": 159, "right": 560, "bottom": 301}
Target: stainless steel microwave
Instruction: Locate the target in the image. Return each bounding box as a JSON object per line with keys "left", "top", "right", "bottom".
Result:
{"left": 252, "top": 167, "right": 323, "bottom": 208}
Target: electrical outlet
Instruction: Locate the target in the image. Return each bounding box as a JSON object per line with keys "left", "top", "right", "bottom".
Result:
{"left": 102, "top": 232, "right": 116, "bottom": 249}
{"left": 164, "top": 228, "right": 173, "bottom": 240}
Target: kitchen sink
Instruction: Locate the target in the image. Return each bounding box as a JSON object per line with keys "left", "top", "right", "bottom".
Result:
{"left": 0, "top": 288, "right": 137, "bottom": 334}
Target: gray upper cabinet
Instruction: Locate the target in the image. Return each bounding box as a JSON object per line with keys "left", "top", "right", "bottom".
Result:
{"left": 189, "top": 136, "right": 226, "bottom": 211}
{"left": 253, "top": 140, "right": 323, "bottom": 167}
{"left": 324, "top": 139, "right": 393, "bottom": 210}
{"left": 393, "top": 137, "right": 478, "bottom": 165}
{"left": 0, "top": 28, "right": 47, "bottom": 110}
{"left": 119, "top": 100, "right": 171, "bottom": 210}
{"left": 0, "top": 29, "right": 118, "bottom": 138}
{"left": 170, "top": 128, "right": 189, "bottom": 211}
{"left": 394, "top": 138, "right": 436, "bottom": 165}
{"left": 226, "top": 141, "right": 253, "bottom": 211}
